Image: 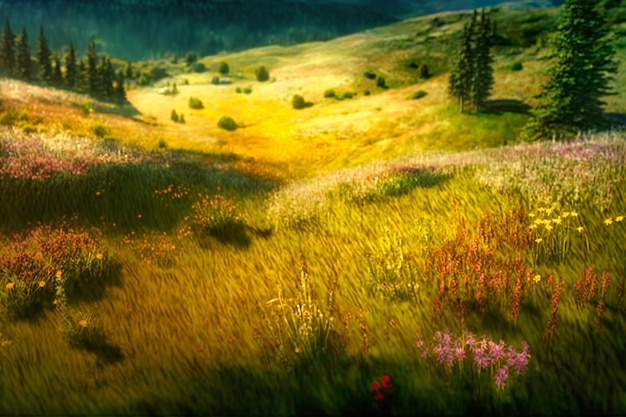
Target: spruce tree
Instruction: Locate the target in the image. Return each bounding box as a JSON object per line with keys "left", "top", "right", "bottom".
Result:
{"left": 448, "top": 21, "right": 475, "bottom": 113}
{"left": 124, "top": 60, "right": 133, "bottom": 79}
{"left": 115, "top": 73, "right": 126, "bottom": 102}
{"left": 51, "top": 54, "right": 63, "bottom": 85}
{"left": 471, "top": 9, "right": 495, "bottom": 112}
{"left": 0, "top": 20, "right": 15, "bottom": 75}
{"left": 64, "top": 42, "right": 77, "bottom": 88}
{"left": 36, "top": 26, "right": 52, "bottom": 82}
{"left": 15, "top": 27, "right": 31, "bottom": 80}
{"left": 523, "top": 0, "right": 617, "bottom": 139}
{"left": 86, "top": 38, "right": 98, "bottom": 94}
{"left": 77, "top": 59, "right": 88, "bottom": 91}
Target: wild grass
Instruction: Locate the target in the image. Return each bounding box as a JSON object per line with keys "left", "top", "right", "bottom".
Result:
{"left": 1, "top": 122, "right": 625, "bottom": 415}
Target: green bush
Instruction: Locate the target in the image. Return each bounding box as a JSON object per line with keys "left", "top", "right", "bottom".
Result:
{"left": 92, "top": 121, "right": 111, "bottom": 138}
{"left": 412, "top": 90, "right": 428, "bottom": 100}
{"left": 510, "top": 61, "right": 524, "bottom": 71}
{"left": 0, "top": 109, "right": 30, "bottom": 126}
{"left": 211, "top": 76, "right": 220, "bottom": 85}
{"left": 324, "top": 89, "right": 336, "bottom": 98}
{"left": 171, "top": 109, "right": 179, "bottom": 123}
{"left": 150, "top": 66, "right": 168, "bottom": 82}
{"left": 235, "top": 87, "right": 242, "bottom": 93}
{"left": 377, "top": 76, "right": 387, "bottom": 89}
{"left": 218, "top": 61, "right": 230, "bottom": 75}
{"left": 364, "top": 90, "right": 370, "bottom": 96}
{"left": 190, "top": 62, "right": 206, "bottom": 73}
{"left": 292, "top": 94, "right": 312, "bottom": 109}
{"left": 188, "top": 96, "right": 204, "bottom": 109}
{"left": 243, "top": 86, "right": 252, "bottom": 94}
{"left": 364, "top": 70, "right": 376, "bottom": 79}
{"left": 217, "top": 116, "right": 238, "bottom": 131}
{"left": 256, "top": 65, "right": 270, "bottom": 82}
{"left": 418, "top": 64, "right": 430, "bottom": 79}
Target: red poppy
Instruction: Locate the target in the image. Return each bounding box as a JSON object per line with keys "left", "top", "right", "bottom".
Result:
{"left": 371, "top": 380, "right": 381, "bottom": 390}
{"left": 381, "top": 374, "right": 392, "bottom": 385}
{"left": 374, "top": 392, "right": 385, "bottom": 402}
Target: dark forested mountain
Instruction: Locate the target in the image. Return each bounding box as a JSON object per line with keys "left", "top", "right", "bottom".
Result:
{"left": 0, "top": 0, "right": 561, "bottom": 60}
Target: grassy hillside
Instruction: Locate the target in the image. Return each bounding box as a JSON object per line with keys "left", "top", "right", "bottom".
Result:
{"left": 1, "top": 4, "right": 626, "bottom": 416}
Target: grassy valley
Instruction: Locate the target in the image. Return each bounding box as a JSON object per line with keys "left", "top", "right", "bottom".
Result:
{"left": 1, "top": 3, "right": 626, "bottom": 416}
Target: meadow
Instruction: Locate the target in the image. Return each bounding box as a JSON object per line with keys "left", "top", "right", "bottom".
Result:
{"left": 1, "top": 5, "right": 626, "bottom": 416}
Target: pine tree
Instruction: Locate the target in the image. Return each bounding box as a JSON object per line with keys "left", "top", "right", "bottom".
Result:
{"left": 471, "top": 9, "right": 495, "bottom": 112}
{"left": 77, "top": 59, "right": 88, "bottom": 91}
{"left": 51, "top": 54, "right": 63, "bottom": 85}
{"left": 97, "top": 56, "right": 114, "bottom": 98}
{"left": 523, "top": 0, "right": 617, "bottom": 140}
{"left": 86, "top": 38, "right": 98, "bottom": 94}
{"left": 114, "top": 72, "right": 126, "bottom": 102}
{"left": 0, "top": 20, "right": 15, "bottom": 75}
{"left": 64, "top": 42, "right": 77, "bottom": 88}
{"left": 124, "top": 60, "right": 133, "bottom": 79}
{"left": 448, "top": 21, "right": 475, "bottom": 113}
{"left": 36, "top": 26, "right": 52, "bottom": 82}
{"left": 15, "top": 27, "right": 31, "bottom": 80}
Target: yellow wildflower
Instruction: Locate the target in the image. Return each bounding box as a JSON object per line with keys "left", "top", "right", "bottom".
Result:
{"left": 561, "top": 212, "right": 570, "bottom": 218}
{"left": 535, "top": 238, "right": 543, "bottom": 243}
{"left": 546, "top": 208, "right": 554, "bottom": 215}
{"left": 534, "top": 219, "right": 543, "bottom": 225}
{"left": 534, "top": 275, "right": 541, "bottom": 283}
{"left": 576, "top": 227, "right": 584, "bottom": 233}
{"left": 38, "top": 281, "right": 46, "bottom": 288}
{"left": 537, "top": 207, "right": 546, "bottom": 213}
{"left": 552, "top": 218, "right": 562, "bottom": 225}
{"left": 570, "top": 211, "right": 578, "bottom": 217}
{"left": 295, "top": 347, "right": 301, "bottom": 354}
{"left": 95, "top": 253, "right": 104, "bottom": 260}
{"left": 616, "top": 216, "right": 624, "bottom": 222}
{"left": 53, "top": 299, "right": 58, "bottom": 305}
{"left": 604, "top": 218, "right": 613, "bottom": 226}
{"left": 529, "top": 213, "right": 536, "bottom": 218}
{"left": 545, "top": 224, "right": 553, "bottom": 231}
{"left": 55, "top": 271, "right": 62, "bottom": 279}
{"left": 79, "top": 319, "right": 88, "bottom": 328}
{"left": 6, "top": 282, "right": 15, "bottom": 290}
{"left": 529, "top": 224, "right": 538, "bottom": 230}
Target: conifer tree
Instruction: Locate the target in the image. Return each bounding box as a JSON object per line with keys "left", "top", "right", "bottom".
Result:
{"left": 448, "top": 21, "right": 475, "bottom": 113}
{"left": 64, "top": 42, "right": 77, "bottom": 88}
{"left": 124, "top": 60, "right": 133, "bottom": 79}
{"left": 51, "top": 54, "right": 63, "bottom": 85}
{"left": 77, "top": 59, "right": 88, "bottom": 91}
{"left": 471, "top": 9, "right": 495, "bottom": 112}
{"left": 36, "top": 26, "right": 52, "bottom": 82}
{"left": 115, "top": 72, "right": 126, "bottom": 102}
{"left": 86, "top": 38, "right": 98, "bottom": 94}
{"left": 15, "top": 27, "right": 31, "bottom": 80}
{"left": 523, "top": 0, "right": 617, "bottom": 139}
{"left": 0, "top": 20, "right": 15, "bottom": 75}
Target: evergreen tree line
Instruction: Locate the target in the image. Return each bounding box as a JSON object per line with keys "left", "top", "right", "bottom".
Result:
{"left": 448, "top": 0, "right": 617, "bottom": 140}
{"left": 0, "top": 20, "right": 126, "bottom": 103}
{"left": 448, "top": 9, "right": 495, "bottom": 113}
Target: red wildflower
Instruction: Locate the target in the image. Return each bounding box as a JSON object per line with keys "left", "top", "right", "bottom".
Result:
{"left": 374, "top": 392, "right": 385, "bottom": 402}
{"left": 381, "top": 374, "right": 392, "bottom": 385}
{"left": 371, "top": 380, "right": 381, "bottom": 390}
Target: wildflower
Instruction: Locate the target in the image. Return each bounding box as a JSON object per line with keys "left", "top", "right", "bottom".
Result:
{"left": 495, "top": 365, "right": 509, "bottom": 389}
{"left": 95, "top": 253, "right": 104, "bottom": 260}
{"left": 197, "top": 346, "right": 205, "bottom": 352}
{"left": 55, "top": 270, "right": 62, "bottom": 279}
{"left": 489, "top": 340, "right": 507, "bottom": 360}
{"left": 6, "top": 282, "right": 15, "bottom": 290}
{"left": 616, "top": 216, "right": 624, "bottom": 222}
{"left": 371, "top": 380, "right": 381, "bottom": 390}
{"left": 561, "top": 212, "right": 570, "bottom": 218}
{"left": 374, "top": 392, "right": 385, "bottom": 402}
{"left": 552, "top": 218, "right": 562, "bottom": 225}
{"left": 570, "top": 211, "right": 578, "bottom": 217}
{"left": 528, "top": 213, "right": 535, "bottom": 218}
{"left": 544, "top": 224, "right": 553, "bottom": 231}
{"left": 534, "top": 275, "right": 541, "bottom": 283}
{"left": 576, "top": 227, "right": 584, "bottom": 233}
{"left": 604, "top": 218, "right": 613, "bottom": 226}
{"left": 295, "top": 347, "right": 300, "bottom": 354}
{"left": 381, "top": 375, "right": 392, "bottom": 385}
{"left": 79, "top": 319, "right": 88, "bottom": 328}
{"left": 53, "top": 299, "right": 58, "bottom": 305}
{"left": 529, "top": 224, "right": 537, "bottom": 230}
{"left": 535, "top": 238, "right": 543, "bottom": 244}
{"left": 38, "top": 281, "right": 46, "bottom": 287}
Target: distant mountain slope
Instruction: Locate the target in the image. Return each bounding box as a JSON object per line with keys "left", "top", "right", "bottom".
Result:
{"left": 0, "top": 0, "right": 567, "bottom": 60}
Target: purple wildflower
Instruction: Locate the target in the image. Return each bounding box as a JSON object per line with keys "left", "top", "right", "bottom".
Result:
{"left": 415, "top": 333, "right": 429, "bottom": 358}
{"left": 489, "top": 340, "right": 507, "bottom": 361}
{"left": 462, "top": 330, "right": 476, "bottom": 346}
{"left": 472, "top": 346, "right": 490, "bottom": 370}
{"left": 495, "top": 365, "right": 509, "bottom": 389}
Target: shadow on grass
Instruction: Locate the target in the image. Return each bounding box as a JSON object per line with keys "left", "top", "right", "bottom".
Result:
{"left": 198, "top": 223, "right": 252, "bottom": 248}
{"left": 66, "top": 260, "right": 124, "bottom": 304}
{"left": 86, "top": 340, "right": 125, "bottom": 365}
{"left": 483, "top": 99, "right": 531, "bottom": 114}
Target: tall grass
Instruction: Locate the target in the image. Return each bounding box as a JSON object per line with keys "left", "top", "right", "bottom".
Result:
{"left": 1, "top": 126, "right": 626, "bottom": 415}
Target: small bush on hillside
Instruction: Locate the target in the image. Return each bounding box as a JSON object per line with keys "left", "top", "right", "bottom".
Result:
{"left": 324, "top": 89, "right": 336, "bottom": 98}
{"left": 188, "top": 96, "right": 204, "bottom": 109}
{"left": 217, "top": 116, "right": 238, "bottom": 131}
{"left": 292, "top": 94, "right": 313, "bottom": 109}
{"left": 190, "top": 62, "right": 206, "bottom": 73}
{"left": 418, "top": 64, "right": 430, "bottom": 79}
{"left": 0, "top": 109, "right": 30, "bottom": 126}
{"left": 243, "top": 86, "right": 252, "bottom": 94}
{"left": 211, "top": 76, "right": 220, "bottom": 85}
{"left": 377, "top": 76, "right": 388, "bottom": 89}
{"left": 364, "top": 70, "right": 376, "bottom": 79}
{"left": 364, "top": 90, "right": 370, "bottom": 96}
{"left": 191, "top": 193, "right": 243, "bottom": 235}
{"left": 218, "top": 61, "right": 230, "bottom": 75}
{"left": 510, "top": 62, "right": 524, "bottom": 71}
{"left": 150, "top": 67, "right": 168, "bottom": 82}
{"left": 235, "top": 87, "right": 242, "bottom": 93}
{"left": 412, "top": 90, "right": 428, "bottom": 100}
{"left": 256, "top": 66, "right": 270, "bottom": 82}
{"left": 137, "top": 73, "right": 151, "bottom": 86}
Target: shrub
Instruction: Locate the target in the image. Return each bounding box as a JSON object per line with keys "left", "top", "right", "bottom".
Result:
{"left": 235, "top": 87, "right": 242, "bottom": 93}
{"left": 190, "top": 62, "right": 206, "bottom": 73}
{"left": 324, "top": 89, "right": 336, "bottom": 98}
{"left": 188, "top": 96, "right": 204, "bottom": 109}
{"left": 60, "top": 309, "right": 107, "bottom": 350}
{"left": 171, "top": 109, "right": 179, "bottom": 123}
{"left": 510, "top": 61, "right": 524, "bottom": 71}
{"left": 0, "top": 109, "right": 30, "bottom": 126}
{"left": 377, "top": 76, "right": 387, "bottom": 89}
{"left": 191, "top": 193, "right": 243, "bottom": 235}
{"left": 364, "top": 90, "right": 370, "bottom": 96}
{"left": 211, "top": 76, "right": 220, "bottom": 85}
{"left": 418, "top": 64, "right": 430, "bottom": 79}
{"left": 364, "top": 70, "right": 376, "bottom": 79}
{"left": 292, "top": 94, "right": 312, "bottom": 109}
{"left": 256, "top": 65, "right": 270, "bottom": 82}
{"left": 150, "top": 66, "right": 168, "bottom": 82}
{"left": 412, "top": 90, "right": 428, "bottom": 100}
{"left": 137, "top": 72, "right": 151, "bottom": 86}
{"left": 92, "top": 121, "right": 111, "bottom": 138}
{"left": 217, "top": 116, "right": 238, "bottom": 131}
{"left": 340, "top": 91, "right": 355, "bottom": 100}
{"left": 218, "top": 61, "right": 230, "bottom": 75}
{"left": 243, "top": 86, "right": 252, "bottom": 94}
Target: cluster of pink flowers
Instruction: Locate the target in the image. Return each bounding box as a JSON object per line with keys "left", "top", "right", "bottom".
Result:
{"left": 370, "top": 374, "right": 393, "bottom": 403}
{"left": 415, "top": 328, "right": 530, "bottom": 390}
